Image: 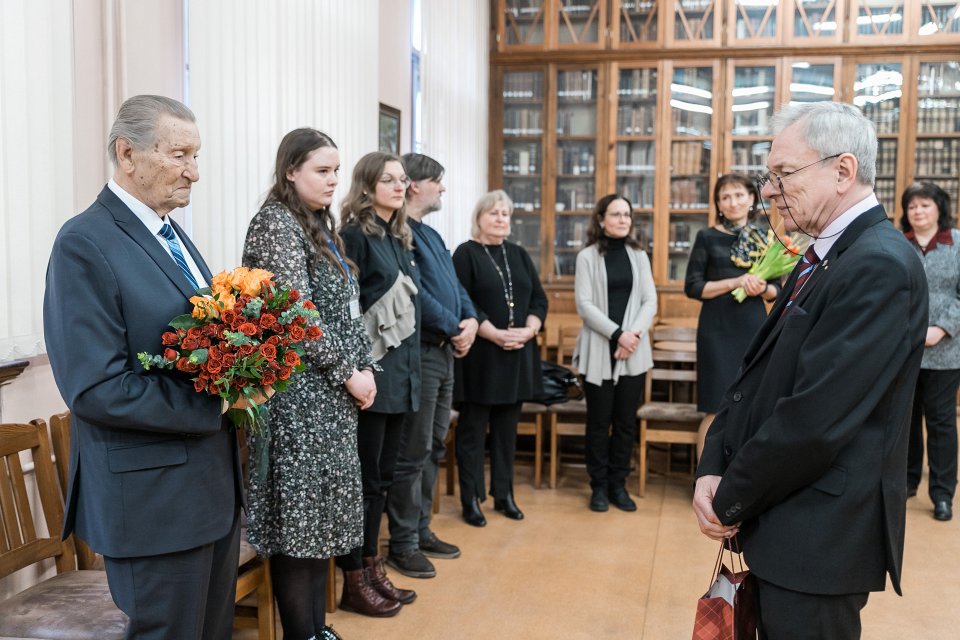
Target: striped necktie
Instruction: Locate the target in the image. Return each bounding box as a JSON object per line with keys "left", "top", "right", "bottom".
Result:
{"left": 158, "top": 223, "right": 200, "bottom": 290}
{"left": 782, "top": 246, "right": 820, "bottom": 315}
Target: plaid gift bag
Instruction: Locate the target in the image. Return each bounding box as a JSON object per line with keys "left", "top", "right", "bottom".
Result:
{"left": 692, "top": 539, "right": 758, "bottom": 640}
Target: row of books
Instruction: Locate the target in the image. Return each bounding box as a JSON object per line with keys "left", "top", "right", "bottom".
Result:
{"left": 876, "top": 140, "right": 898, "bottom": 176}
{"left": 916, "top": 98, "right": 959, "bottom": 134}
{"left": 555, "top": 217, "right": 589, "bottom": 249}
{"left": 671, "top": 141, "right": 710, "bottom": 175}
{"left": 861, "top": 99, "right": 900, "bottom": 135}
{"left": 557, "top": 71, "right": 596, "bottom": 101}
{"left": 556, "top": 183, "right": 596, "bottom": 211}
{"left": 671, "top": 110, "right": 712, "bottom": 138}
{"left": 617, "top": 68, "right": 657, "bottom": 97}
{"left": 556, "top": 108, "right": 597, "bottom": 136}
{"left": 503, "top": 73, "right": 543, "bottom": 101}
{"left": 669, "top": 178, "right": 710, "bottom": 208}
{"left": 503, "top": 108, "right": 543, "bottom": 136}
{"left": 615, "top": 142, "right": 656, "bottom": 172}
{"left": 915, "top": 138, "right": 960, "bottom": 176}
{"left": 502, "top": 144, "right": 541, "bottom": 175}
{"left": 730, "top": 141, "right": 770, "bottom": 175}
{"left": 616, "top": 104, "right": 656, "bottom": 135}
{"left": 615, "top": 177, "right": 656, "bottom": 209}
{"left": 504, "top": 183, "right": 541, "bottom": 213}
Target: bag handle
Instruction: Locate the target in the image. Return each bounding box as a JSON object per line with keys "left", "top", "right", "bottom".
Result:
{"left": 707, "top": 535, "right": 746, "bottom": 589}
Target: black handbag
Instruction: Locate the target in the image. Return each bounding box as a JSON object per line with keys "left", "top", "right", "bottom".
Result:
{"left": 533, "top": 361, "right": 584, "bottom": 405}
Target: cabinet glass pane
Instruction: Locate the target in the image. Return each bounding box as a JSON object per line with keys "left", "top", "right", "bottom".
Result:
{"left": 853, "top": 63, "right": 902, "bottom": 134}
{"left": 875, "top": 138, "right": 898, "bottom": 215}
{"left": 732, "top": 0, "right": 778, "bottom": 40}
{"left": 731, "top": 140, "right": 771, "bottom": 176}
{"left": 503, "top": 0, "right": 546, "bottom": 46}
{"left": 617, "top": 68, "right": 657, "bottom": 134}
{"left": 556, "top": 70, "right": 598, "bottom": 134}
{"left": 616, "top": 141, "right": 656, "bottom": 208}
{"left": 671, "top": 67, "right": 714, "bottom": 136}
{"left": 854, "top": 1, "right": 905, "bottom": 36}
{"left": 668, "top": 214, "right": 708, "bottom": 280}
{"left": 792, "top": 0, "right": 840, "bottom": 38}
{"left": 788, "top": 62, "right": 836, "bottom": 103}
{"left": 504, "top": 176, "right": 542, "bottom": 212}
{"left": 916, "top": 1, "right": 960, "bottom": 36}
{"left": 673, "top": 0, "right": 716, "bottom": 41}
{"left": 618, "top": 1, "right": 659, "bottom": 43}
{"left": 503, "top": 71, "right": 544, "bottom": 137}
{"left": 510, "top": 213, "right": 541, "bottom": 272}
{"left": 503, "top": 141, "right": 542, "bottom": 177}
{"left": 916, "top": 61, "right": 960, "bottom": 134}
{"left": 732, "top": 66, "right": 776, "bottom": 136}
{"left": 634, "top": 212, "right": 654, "bottom": 259}
{"left": 554, "top": 214, "right": 591, "bottom": 275}
{"left": 558, "top": 0, "right": 602, "bottom": 45}
{"left": 670, "top": 141, "right": 711, "bottom": 209}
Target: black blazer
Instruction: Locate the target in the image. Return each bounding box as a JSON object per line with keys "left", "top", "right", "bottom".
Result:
{"left": 43, "top": 186, "right": 241, "bottom": 558}
{"left": 698, "top": 205, "right": 928, "bottom": 596}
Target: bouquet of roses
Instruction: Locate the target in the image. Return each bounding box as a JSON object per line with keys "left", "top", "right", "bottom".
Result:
{"left": 731, "top": 231, "right": 807, "bottom": 303}
{"left": 137, "top": 266, "right": 321, "bottom": 432}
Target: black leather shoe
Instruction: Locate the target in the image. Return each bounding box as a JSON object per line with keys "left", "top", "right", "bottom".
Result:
{"left": 493, "top": 494, "right": 524, "bottom": 520}
{"left": 386, "top": 548, "right": 436, "bottom": 578}
{"left": 462, "top": 498, "right": 487, "bottom": 527}
{"left": 609, "top": 486, "right": 637, "bottom": 512}
{"left": 589, "top": 487, "right": 609, "bottom": 512}
{"left": 934, "top": 500, "right": 953, "bottom": 521}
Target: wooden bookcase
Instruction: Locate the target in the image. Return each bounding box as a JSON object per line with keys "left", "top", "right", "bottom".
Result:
{"left": 491, "top": 0, "right": 960, "bottom": 318}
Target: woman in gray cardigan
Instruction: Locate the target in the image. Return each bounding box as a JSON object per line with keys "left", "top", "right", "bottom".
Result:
{"left": 902, "top": 182, "right": 960, "bottom": 522}
{"left": 573, "top": 194, "right": 657, "bottom": 512}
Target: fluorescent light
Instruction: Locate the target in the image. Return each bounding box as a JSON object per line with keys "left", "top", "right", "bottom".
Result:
{"left": 732, "top": 85, "right": 773, "bottom": 97}
{"left": 789, "top": 83, "right": 836, "bottom": 96}
{"left": 852, "top": 89, "right": 902, "bottom": 106}
{"left": 856, "top": 13, "right": 901, "bottom": 25}
{"left": 670, "top": 99, "right": 714, "bottom": 115}
{"left": 854, "top": 70, "right": 903, "bottom": 90}
{"left": 731, "top": 101, "right": 771, "bottom": 112}
{"left": 918, "top": 22, "right": 939, "bottom": 36}
{"left": 813, "top": 21, "right": 837, "bottom": 32}
{"left": 670, "top": 82, "right": 713, "bottom": 100}
{"left": 792, "top": 62, "right": 811, "bottom": 69}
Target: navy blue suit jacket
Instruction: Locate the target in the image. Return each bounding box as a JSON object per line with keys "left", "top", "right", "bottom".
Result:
{"left": 44, "top": 186, "right": 241, "bottom": 558}
{"left": 698, "top": 205, "right": 928, "bottom": 596}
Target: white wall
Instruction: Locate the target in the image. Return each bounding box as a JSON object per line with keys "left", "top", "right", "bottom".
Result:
{"left": 380, "top": 0, "right": 413, "bottom": 154}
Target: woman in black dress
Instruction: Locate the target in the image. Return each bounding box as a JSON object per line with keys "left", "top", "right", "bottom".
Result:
{"left": 453, "top": 189, "right": 548, "bottom": 526}
{"left": 684, "top": 174, "right": 778, "bottom": 456}
{"left": 338, "top": 152, "right": 420, "bottom": 616}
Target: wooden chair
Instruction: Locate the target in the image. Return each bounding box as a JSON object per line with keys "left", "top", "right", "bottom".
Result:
{"left": 547, "top": 324, "right": 587, "bottom": 489}
{"left": 0, "top": 421, "right": 129, "bottom": 639}
{"left": 47, "top": 411, "right": 99, "bottom": 570}
{"left": 635, "top": 347, "right": 704, "bottom": 496}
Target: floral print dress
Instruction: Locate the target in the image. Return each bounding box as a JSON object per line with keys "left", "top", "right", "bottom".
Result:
{"left": 242, "top": 201, "right": 374, "bottom": 558}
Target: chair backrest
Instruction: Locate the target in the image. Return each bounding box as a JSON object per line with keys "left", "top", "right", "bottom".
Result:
{"left": 651, "top": 324, "right": 697, "bottom": 345}
{"left": 646, "top": 348, "right": 698, "bottom": 404}
{"left": 0, "top": 421, "right": 76, "bottom": 579}
{"left": 557, "top": 324, "right": 581, "bottom": 369}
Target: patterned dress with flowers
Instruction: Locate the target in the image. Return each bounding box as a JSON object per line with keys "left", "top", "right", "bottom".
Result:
{"left": 242, "top": 201, "right": 374, "bottom": 558}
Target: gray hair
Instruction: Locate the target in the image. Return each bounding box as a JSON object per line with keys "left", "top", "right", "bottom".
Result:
{"left": 107, "top": 95, "right": 196, "bottom": 166}
{"left": 770, "top": 102, "right": 877, "bottom": 186}
{"left": 471, "top": 189, "right": 514, "bottom": 239}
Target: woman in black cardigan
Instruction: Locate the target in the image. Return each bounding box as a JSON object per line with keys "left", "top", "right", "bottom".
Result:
{"left": 453, "top": 189, "right": 547, "bottom": 526}
{"left": 338, "top": 151, "right": 420, "bottom": 616}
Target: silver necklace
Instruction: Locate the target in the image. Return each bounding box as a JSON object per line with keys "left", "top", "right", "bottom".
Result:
{"left": 482, "top": 243, "right": 515, "bottom": 328}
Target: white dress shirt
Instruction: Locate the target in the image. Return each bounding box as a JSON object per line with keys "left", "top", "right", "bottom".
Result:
{"left": 811, "top": 193, "right": 880, "bottom": 260}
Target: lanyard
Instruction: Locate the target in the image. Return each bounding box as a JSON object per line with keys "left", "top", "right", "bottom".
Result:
{"left": 324, "top": 231, "right": 354, "bottom": 285}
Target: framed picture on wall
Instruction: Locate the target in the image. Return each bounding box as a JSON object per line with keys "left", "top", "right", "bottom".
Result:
{"left": 379, "top": 103, "right": 401, "bottom": 155}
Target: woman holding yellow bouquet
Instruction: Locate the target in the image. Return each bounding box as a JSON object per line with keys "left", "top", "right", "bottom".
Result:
{"left": 243, "top": 128, "right": 377, "bottom": 639}
{"left": 684, "top": 173, "right": 779, "bottom": 457}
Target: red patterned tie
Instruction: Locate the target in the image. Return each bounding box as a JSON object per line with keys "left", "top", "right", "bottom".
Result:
{"left": 782, "top": 246, "right": 820, "bottom": 316}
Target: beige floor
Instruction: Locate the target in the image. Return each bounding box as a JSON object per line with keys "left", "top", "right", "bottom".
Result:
{"left": 239, "top": 462, "right": 960, "bottom": 639}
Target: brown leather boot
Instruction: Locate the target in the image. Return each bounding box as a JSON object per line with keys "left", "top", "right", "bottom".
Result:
{"left": 363, "top": 555, "right": 417, "bottom": 604}
{"left": 339, "top": 567, "right": 402, "bottom": 617}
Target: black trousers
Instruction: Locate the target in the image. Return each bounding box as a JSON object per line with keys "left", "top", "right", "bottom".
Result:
{"left": 756, "top": 577, "right": 868, "bottom": 640}
{"left": 583, "top": 374, "right": 645, "bottom": 490}
{"left": 103, "top": 507, "right": 241, "bottom": 640}
{"left": 340, "top": 410, "right": 406, "bottom": 567}
{"left": 456, "top": 401, "right": 523, "bottom": 502}
{"left": 907, "top": 368, "right": 960, "bottom": 503}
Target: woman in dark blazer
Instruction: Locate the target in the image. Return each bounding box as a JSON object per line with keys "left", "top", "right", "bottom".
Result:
{"left": 338, "top": 151, "right": 420, "bottom": 615}
{"left": 901, "top": 182, "right": 960, "bottom": 522}
{"left": 453, "top": 189, "right": 547, "bottom": 526}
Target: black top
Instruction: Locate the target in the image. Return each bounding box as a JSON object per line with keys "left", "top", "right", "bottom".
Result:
{"left": 453, "top": 240, "right": 548, "bottom": 405}
{"left": 341, "top": 217, "right": 421, "bottom": 414}
{"left": 603, "top": 237, "right": 633, "bottom": 345}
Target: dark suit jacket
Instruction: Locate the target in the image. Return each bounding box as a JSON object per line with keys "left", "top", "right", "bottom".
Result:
{"left": 43, "top": 186, "right": 242, "bottom": 558}
{"left": 698, "top": 205, "right": 928, "bottom": 596}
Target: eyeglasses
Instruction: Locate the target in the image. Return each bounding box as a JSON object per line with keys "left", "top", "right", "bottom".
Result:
{"left": 379, "top": 175, "right": 411, "bottom": 188}
{"left": 755, "top": 153, "right": 843, "bottom": 192}
{"left": 605, "top": 212, "right": 633, "bottom": 219}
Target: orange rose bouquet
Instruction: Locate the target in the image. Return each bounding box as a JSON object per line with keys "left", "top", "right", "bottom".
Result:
{"left": 137, "top": 266, "right": 321, "bottom": 432}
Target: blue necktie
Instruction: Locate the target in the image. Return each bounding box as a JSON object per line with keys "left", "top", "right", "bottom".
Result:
{"left": 781, "top": 246, "right": 820, "bottom": 316}
{"left": 158, "top": 223, "right": 200, "bottom": 290}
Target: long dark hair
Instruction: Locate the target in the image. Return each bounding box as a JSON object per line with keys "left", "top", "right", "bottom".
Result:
{"left": 339, "top": 152, "right": 413, "bottom": 250}
{"left": 900, "top": 182, "right": 953, "bottom": 232}
{"left": 265, "top": 128, "right": 354, "bottom": 280}
{"left": 713, "top": 173, "right": 759, "bottom": 221}
{"left": 586, "top": 193, "right": 642, "bottom": 255}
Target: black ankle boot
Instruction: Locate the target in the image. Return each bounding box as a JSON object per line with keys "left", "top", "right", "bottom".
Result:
{"left": 462, "top": 497, "right": 487, "bottom": 527}
{"left": 493, "top": 493, "right": 524, "bottom": 520}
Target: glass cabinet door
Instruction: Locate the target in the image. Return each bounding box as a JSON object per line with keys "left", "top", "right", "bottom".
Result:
{"left": 914, "top": 60, "right": 960, "bottom": 209}
{"left": 785, "top": 60, "right": 837, "bottom": 103}
{"left": 727, "top": 62, "right": 777, "bottom": 215}
{"left": 555, "top": 0, "right": 605, "bottom": 47}
{"left": 667, "top": 64, "right": 716, "bottom": 282}
{"left": 500, "top": 0, "right": 547, "bottom": 49}
{"left": 728, "top": 0, "right": 780, "bottom": 45}
{"left": 849, "top": 0, "right": 907, "bottom": 42}
{"left": 554, "top": 68, "right": 599, "bottom": 277}
{"left": 501, "top": 70, "right": 545, "bottom": 269}
{"left": 915, "top": 1, "right": 960, "bottom": 38}
{"left": 612, "top": 0, "right": 660, "bottom": 47}
{"left": 853, "top": 62, "right": 903, "bottom": 215}
{"left": 786, "top": 0, "right": 844, "bottom": 44}
{"left": 668, "top": 0, "right": 721, "bottom": 47}
{"left": 613, "top": 64, "right": 658, "bottom": 267}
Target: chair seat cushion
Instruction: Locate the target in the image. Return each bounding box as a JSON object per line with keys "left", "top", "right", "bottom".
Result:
{"left": 0, "top": 570, "right": 128, "bottom": 640}
{"left": 549, "top": 398, "right": 587, "bottom": 415}
{"left": 637, "top": 401, "right": 704, "bottom": 423}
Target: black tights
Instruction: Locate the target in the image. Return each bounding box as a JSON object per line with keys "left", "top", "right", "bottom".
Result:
{"left": 270, "top": 554, "right": 328, "bottom": 640}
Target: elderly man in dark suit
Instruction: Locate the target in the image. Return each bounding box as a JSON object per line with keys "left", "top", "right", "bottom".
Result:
{"left": 693, "top": 102, "right": 928, "bottom": 639}
{"left": 44, "top": 95, "right": 266, "bottom": 639}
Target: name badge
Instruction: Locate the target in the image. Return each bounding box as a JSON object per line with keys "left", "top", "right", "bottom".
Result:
{"left": 349, "top": 294, "right": 362, "bottom": 320}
